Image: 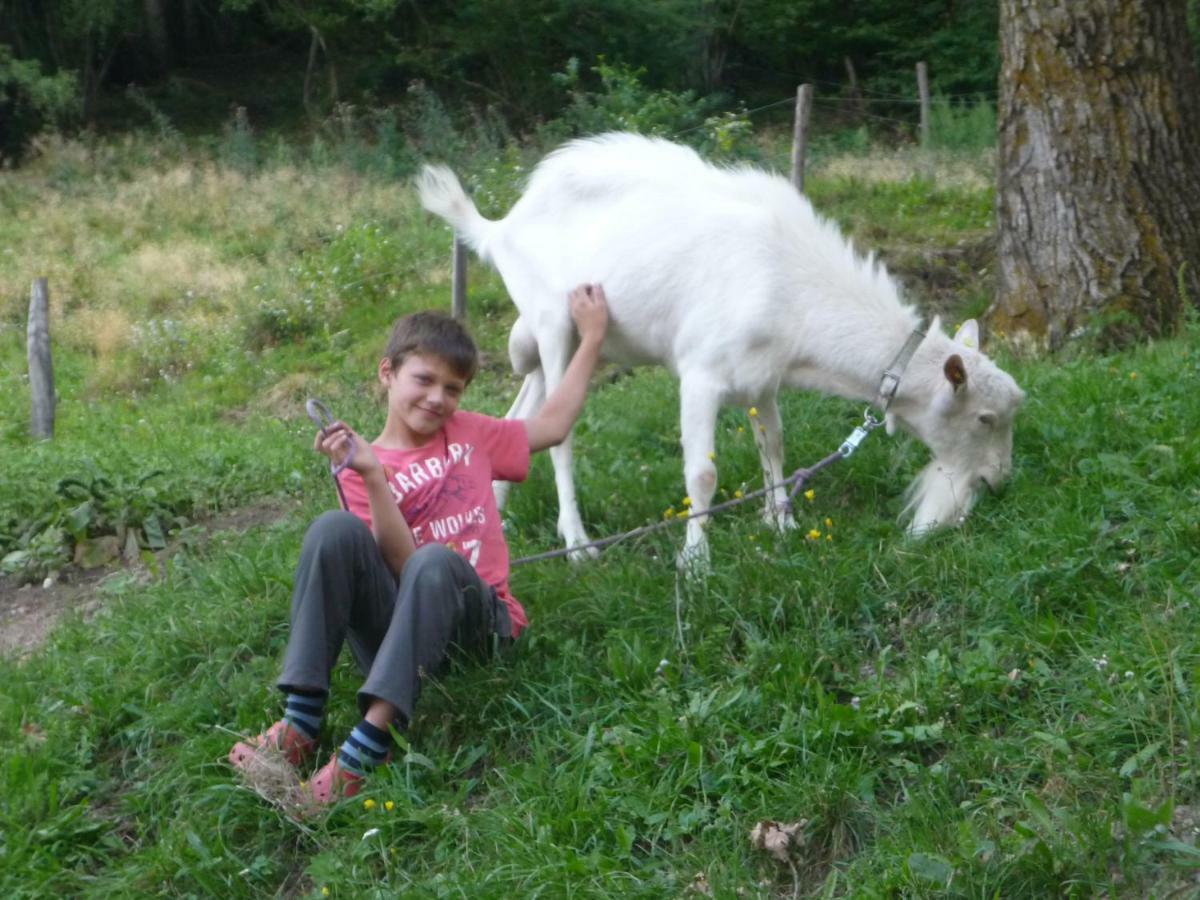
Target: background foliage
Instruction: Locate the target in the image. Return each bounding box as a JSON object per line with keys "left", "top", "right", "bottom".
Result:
{"left": 0, "top": 0, "right": 1014, "bottom": 157}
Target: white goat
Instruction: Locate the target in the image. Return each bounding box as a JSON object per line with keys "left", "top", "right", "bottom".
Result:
{"left": 418, "top": 133, "right": 1024, "bottom": 564}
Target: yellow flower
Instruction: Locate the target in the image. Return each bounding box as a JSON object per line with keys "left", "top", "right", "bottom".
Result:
{"left": 748, "top": 407, "right": 758, "bottom": 417}
{"left": 807, "top": 529, "right": 821, "bottom": 540}
{"left": 322, "top": 889, "right": 330, "bottom": 898}
{"left": 363, "top": 798, "right": 376, "bottom": 810}
{"left": 734, "top": 489, "right": 743, "bottom": 499}
{"left": 664, "top": 507, "right": 675, "bottom": 519}
{"left": 1130, "top": 372, "right": 1138, "bottom": 379}
{"left": 804, "top": 489, "right": 815, "bottom": 502}
{"left": 737, "top": 426, "right": 745, "bottom": 434}
{"left": 385, "top": 800, "right": 395, "bottom": 812}
{"left": 707, "top": 451, "right": 716, "bottom": 461}
{"left": 825, "top": 534, "right": 833, "bottom": 542}
{"left": 824, "top": 517, "right": 832, "bottom": 527}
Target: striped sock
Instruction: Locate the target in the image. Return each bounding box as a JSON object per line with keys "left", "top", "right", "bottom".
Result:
{"left": 337, "top": 719, "right": 392, "bottom": 777}
{"left": 284, "top": 692, "right": 326, "bottom": 741}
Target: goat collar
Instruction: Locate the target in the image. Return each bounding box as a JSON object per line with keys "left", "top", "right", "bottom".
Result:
{"left": 875, "top": 329, "right": 927, "bottom": 413}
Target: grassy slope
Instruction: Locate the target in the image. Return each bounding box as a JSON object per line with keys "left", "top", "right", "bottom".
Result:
{"left": 2, "top": 143, "right": 1198, "bottom": 898}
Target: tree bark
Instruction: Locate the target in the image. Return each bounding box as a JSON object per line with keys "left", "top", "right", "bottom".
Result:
{"left": 994, "top": 0, "right": 1200, "bottom": 350}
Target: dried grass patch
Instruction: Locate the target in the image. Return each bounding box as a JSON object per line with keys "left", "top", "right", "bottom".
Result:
{"left": 817, "top": 148, "right": 994, "bottom": 190}
{"left": 232, "top": 745, "right": 313, "bottom": 820}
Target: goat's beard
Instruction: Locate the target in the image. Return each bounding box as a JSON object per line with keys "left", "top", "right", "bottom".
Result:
{"left": 903, "top": 461, "right": 980, "bottom": 535}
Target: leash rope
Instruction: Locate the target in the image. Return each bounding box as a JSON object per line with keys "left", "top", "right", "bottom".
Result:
{"left": 510, "top": 326, "right": 925, "bottom": 568}
{"left": 305, "top": 398, "right": 354, "bottom": 512}
{"left": 511, "top": 434, "right": 865, "bottom": 568}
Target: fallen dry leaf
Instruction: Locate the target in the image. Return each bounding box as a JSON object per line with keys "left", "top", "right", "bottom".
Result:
{"left": 749, "top": 819, "right": 808, "bottom": 863}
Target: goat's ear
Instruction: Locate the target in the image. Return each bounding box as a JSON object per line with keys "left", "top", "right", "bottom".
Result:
{"left": 944, "top": 354, "right": 967, "bottom": 392}
{"left": 953, "top": 319, "right": 980, "bottom": 349}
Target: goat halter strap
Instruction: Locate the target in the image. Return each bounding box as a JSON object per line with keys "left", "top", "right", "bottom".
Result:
{"left": 840, "top": 329, "right": 927, "bottom": 458}
{"left": 875, "top": 329, "right": 927, "bottom": 413}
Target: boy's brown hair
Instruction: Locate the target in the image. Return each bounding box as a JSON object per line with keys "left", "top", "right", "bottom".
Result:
{"left": 384, "top": 311, "right": 479, "bottom": 382}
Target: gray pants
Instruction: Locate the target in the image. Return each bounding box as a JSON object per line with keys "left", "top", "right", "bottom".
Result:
{"left": 277, "top": 510, "right": 512, "bottom": 726}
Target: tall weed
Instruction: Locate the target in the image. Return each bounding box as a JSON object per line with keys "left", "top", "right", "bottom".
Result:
{"left": 927, "top": 96, "right": 996, "bottom": 153}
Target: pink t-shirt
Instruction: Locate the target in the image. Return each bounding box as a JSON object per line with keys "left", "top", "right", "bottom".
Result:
{"left": 334, "top": 411, "right": 531, "bottom": 636}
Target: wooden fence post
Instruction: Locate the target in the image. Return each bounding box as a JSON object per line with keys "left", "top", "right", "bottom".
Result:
{"left": 790, "top": 83, "right": 814, "bottom": 193}
{"left": 916, "top": 61, "right": 931, "bottom": 147}
{"left": 28, "top": 277, "right": 55, "bottom": 440}
{"left": 451, "top": 237, "right": 467, "bottom": 320}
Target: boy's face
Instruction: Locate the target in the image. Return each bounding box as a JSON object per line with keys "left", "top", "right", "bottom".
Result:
{"left": 379, "top": 352, "right": 468, "bottom": 443}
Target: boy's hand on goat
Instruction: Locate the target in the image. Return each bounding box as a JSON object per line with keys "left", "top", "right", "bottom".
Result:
{"left": 568, "top": 283, "right": 609, "bottom": 346}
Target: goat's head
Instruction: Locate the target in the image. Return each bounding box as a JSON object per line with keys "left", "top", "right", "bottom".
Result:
{"left": 888, "top": 319, "right": 1025, "bottom": 534}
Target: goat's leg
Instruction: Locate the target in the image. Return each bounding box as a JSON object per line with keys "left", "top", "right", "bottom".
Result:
{"left": 537, "top": 325, "right": 596, "bottom": 562}
{"left": 494, "top": 368, "right": 545, "bottom": 511}
{"left": 677, "top": 374, "right": 721, "bottom": 574}
{"left": 751, "top": 393, "right": 795, "bottom": 531}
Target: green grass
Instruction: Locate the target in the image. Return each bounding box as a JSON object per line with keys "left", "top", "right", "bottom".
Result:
{"left": 2, "top": 135, "right": 1199, "bottom": 897}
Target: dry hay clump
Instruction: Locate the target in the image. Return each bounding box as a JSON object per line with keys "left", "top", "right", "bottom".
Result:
{"left": 119, "top": 240, "right": 247, "bottom": 311}
{"left": 232, "top": 744, "right": 314, "bottom": 819}
{"left": 247, "top": 372, "right": 325, "bottom": 422}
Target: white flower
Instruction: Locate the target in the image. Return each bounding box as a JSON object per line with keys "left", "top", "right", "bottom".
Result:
{"left": 362, "top": 828, "right": 380, "bottom": 840}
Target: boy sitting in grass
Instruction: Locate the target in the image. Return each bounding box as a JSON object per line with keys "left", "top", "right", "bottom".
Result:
{"left": 230, "top": 284, "right": 609, "bottom": 805}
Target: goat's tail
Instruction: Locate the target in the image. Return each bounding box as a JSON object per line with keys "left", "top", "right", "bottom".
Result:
{"left": 415, "top": 165, "right": 493, "bottom": 257}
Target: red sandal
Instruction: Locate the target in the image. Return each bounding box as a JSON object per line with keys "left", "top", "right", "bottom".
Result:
{"left": 228, "top": 719, "right": 316, "bottom": 771}
{"left": 304, "top": 755, "right": 367, "bottom": 806}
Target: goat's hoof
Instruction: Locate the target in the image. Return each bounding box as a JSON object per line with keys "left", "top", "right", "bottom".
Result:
{"left": 566, "top": 541, "right": 600, "bottom": 563}
{"left": 675, "top": 542, "right": 711, "bottom": 578}
{"left": 762, "top": 508, "right": 797, "bottom": 532}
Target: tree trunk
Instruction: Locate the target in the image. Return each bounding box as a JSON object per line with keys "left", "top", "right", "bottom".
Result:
{"left": 81, "top": 33, "right": 103, "bottom": 126}
{"left": 303, "top": 26, "right": 338, "bottom": 121}
{"left": 143, "top": 0, "right": 171, "bottom": 72}
{"left": 843, "top": 56, "right": 866, "bottom": 122}
{"left": 182, "top": 0, "right": 201, "bottom": 52}
{"left": 698, "top": 0, "right": 744, "bottom": 92}
{"left": 994, "top": 0, "right": 1200, "bottom": 350}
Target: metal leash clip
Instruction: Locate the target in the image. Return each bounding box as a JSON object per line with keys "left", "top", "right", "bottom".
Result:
{"left": 839, "top": 408, "right": 883, "bottom": 458}
{"left": 305, "top": 398, "right": 355, "bottom": 475}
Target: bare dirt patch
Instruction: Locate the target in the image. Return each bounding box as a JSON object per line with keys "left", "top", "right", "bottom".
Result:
{"left": 0, "top": 494, "right": 305, "bottom": 661}
{"left": 883, "top": 234, "right": 995, "bottom": 322}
